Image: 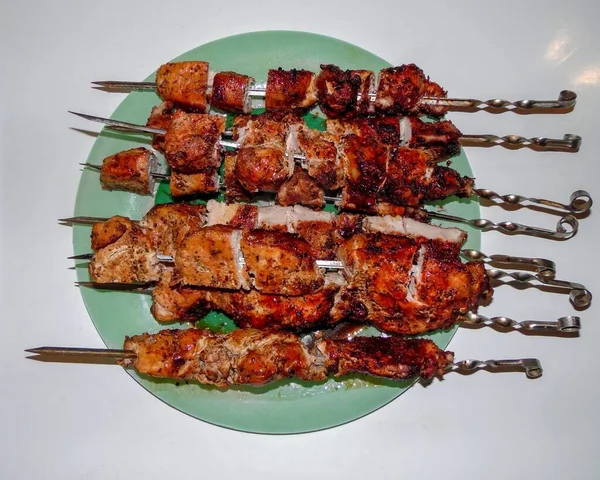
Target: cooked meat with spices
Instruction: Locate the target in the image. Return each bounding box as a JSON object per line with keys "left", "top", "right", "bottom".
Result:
{"left": 155, "top": 61, "right": 210, "bottom": 111}
{"left": 315, "top": 65, "right": 363, "bottom": 118}
{"left": 240, "top": 229, "right": 324, "bottom": 295}
{"left": 276, "top": 167, "right": 325, "bottom": 209}
{"left": 205, "top": 200, "right": 259, "bottom": 229}
{"left": 99, "top": 147, "right": 157, "bottom": 195}
{"left": 121, "top": 328, "right": 453, "bottom": 388}
{"left": 295, "top": 124, "right": 343, "bottom": 189}
{"left": 211, "top": 71, "right": 253, "bottom": 114}
{"left": 222, "top": 152, "right": 251, "bottom": 203}
{"left": 403, "top": 117, "right": 461, "bottom": 160}
{"left": 146, "top": 101, "right": 180, "bottom": 153}
{"left": 164, "top": 112, "right": 226, "bottom": 173}
{"left": 88, "top": 216, "right": 161, "bottom": 283}
{"left": 265, "top": 68, "right": 318, "bottom": 111}
{"left": 169, "top": 170, "right": 219, "bottom": 197}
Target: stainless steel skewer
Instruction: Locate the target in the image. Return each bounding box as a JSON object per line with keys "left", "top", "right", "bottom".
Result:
{"left": 25, "top": 345, "right": 543, "bottom": 378}
{"left": 70, "top": 110, "right": 583, "bottom": 153}
{"left": 91, "top": 77, "right": 577, "bottom": 113}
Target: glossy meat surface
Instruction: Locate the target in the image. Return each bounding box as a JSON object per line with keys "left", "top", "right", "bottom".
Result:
{"left": 99, "top": 147, "right": 154, "bottom": 195}
{"left": 122, "top": 328, "right": 452, "bottom": 388}
{"left": 296, "top": 124, "right": 343, "bottom": 189}
{"left": 375, "top": 64, "right": 427, "bottom": 115}
{"left": 276, "top": 167, "right": 325, "bottom": 209}
{"left": 155, "top": 61, "right": 210, "bottom": 111}
{"left": 89, "top": 216, "right": 161, "bottom": 283}
{"left": 265, "top": 68, "right": 318, "bottom": 111}
{"left": 211, "top": 71, "right": 253, "bottom": 114}
{"left": 315, "top": 64, "right": 362, "bottom": 118}
{"left": 169, "top": 170, "right": 219, "bottom": 197}
{"left": 406, "top": 117, "right": 461, "bottom": 161}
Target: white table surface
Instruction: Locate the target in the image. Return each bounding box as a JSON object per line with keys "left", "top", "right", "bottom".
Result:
{"left": 2, "top": 0, "right": 599, "bottom": 478}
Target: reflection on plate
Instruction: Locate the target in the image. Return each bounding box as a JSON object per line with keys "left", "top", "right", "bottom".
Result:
{"left": 73, "top": 31, "right": 480, "bottom": 434}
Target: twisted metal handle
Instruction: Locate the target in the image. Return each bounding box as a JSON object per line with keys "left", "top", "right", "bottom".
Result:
{"left": 461, "top": 250, "right": 556, "bottom": 276}
{"left": 449, "top": 358, "right": 543, "bottom": 379}
{"left": 429, "top": 90, "right": 577, "bottom": 110}
{"left": 462, "top": 312, "right": 580, "bottom": 333}
{"left": 474, "top": 189, "right": 592, "bottom": 215}
{"left": 429, "top": 211, "right": 579, "bottom": 240}
{"left": 460, "top": 133, "right": 581, "bottom": 151}
{"left": 486, "top": 268, "right": 592, "bottom": 308}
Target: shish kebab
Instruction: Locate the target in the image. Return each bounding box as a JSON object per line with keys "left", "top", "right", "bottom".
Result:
{"left": 66, "top": 203, "right": 588, "bottom": 333}
{"left": 93, "top": 61, "right": 577, "bottom": 117}
{"left": 27, "top": 328, "right": 544, "bottom": 387}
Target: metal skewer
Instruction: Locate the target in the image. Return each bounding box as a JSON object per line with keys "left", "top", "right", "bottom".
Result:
{"left": 70, "top": 110, "right": 582, "bottom": 153}
{"left": 91, "top": 78, "right": 577, "bottom": 114}
{"left": 25, "top": 346, "right": 543, "bottom": 378}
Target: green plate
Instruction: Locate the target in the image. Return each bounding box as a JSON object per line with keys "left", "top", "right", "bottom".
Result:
{"left": 73, "top": 31, "right": 481, "bottom": 434}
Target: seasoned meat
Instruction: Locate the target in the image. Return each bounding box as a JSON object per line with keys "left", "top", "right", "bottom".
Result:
{"left": 288, "top": 206, "right": 338, "bottom": 260}
{"left": 296, "top": 124, "right": 343, "bottom": 189}
{"left": 155, "top": 61, "right": 210, "bottom": 111}
{"left": 205, "top": 200, "right": 259, "bottom": 229}
{"left": 169, "top": 170, "right": 219, "bottom": 197}
{"left": 276, "top": 167, "right": 325, "bottom": 209}
{"left": 211, "top": 71, "right": 253, "bottom": 114}
{"left": 89, "top": 216, "right": 161, "bottom": 283}
{"left": 327, "top": 117, "right": 400, "bottom": 146}
{"left": 164, "top": 112, "right": 226, "bottom": 173}
{"left": 150, "top": 270, "right": 211, "bottom": 322}
{"left": 404, "top": 117, "right": 461, "bottom": 161}
{"left": 146, "top": 101, "right": 180, "bottom": 153}
{"left": 375, "top": 64, "right": 428, "bottom": 115}
{"left": 121, "top": 328, "right": 452, "bottom": 388}
{"left": 139, "top": 203, "right": 206, "bottom": 256}
{"left": 421, "top": 78, "right": 448, "bottom": 117}
{"left": 175, "top": 225, "right": 249, "bottom": 290}
{"left": 223, "top": 152, "right": 251, "bottom": 202}
{"left": 240, "top": 229, "right": 324, "bottom": 295}
{"left": 265, "top": 68, "right": 318, "bottom": 111}
{"left": 99, "top": 147, "right": 156, "bottom": 195}
{"left": 315, "top": 64, "right": 362, "bottom": 118}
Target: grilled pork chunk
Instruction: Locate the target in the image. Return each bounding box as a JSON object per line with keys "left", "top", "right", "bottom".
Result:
{"left": 155, "top": 61, "right": 210, "bottom": 111}
{"left": 146, "top": 101, "right": 180, "bottom": 153}
{"left": 265, "top": 68, "right": 318, "bottom": 111}
{"left": 99, "top": 147, "right": 156, "bottom": 195}
{"left": 295, "top": 124, "right": 343, "bottom": 189}
{"left": 211, "top": 71, "right": 253, "bottom": 114}
{"left": 169, "top": 170, "right": 219, "bottom": 197}
{"left": 276, "top": 167, "right": 325, "bottom": 209}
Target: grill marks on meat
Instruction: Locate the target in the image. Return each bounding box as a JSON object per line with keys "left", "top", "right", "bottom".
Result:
{"left": 88, "top": 216, "right": 161, "bottom": 283}
{"left": 211, "top": 72, "right": 253, "bottom": 114}
{"left": 99, "top": 147, "right": 156, "bottom": 195}
{"left": 265, "top": 68, "right": 318, "bottom": 111}
{"left": 156, "top": 61, "right": 210, "bottom": 112}
{"left": 239, "top": 230, "right": 324, "bottom": 295}
{"left": 332, "top": 232, "right": 490, "bottom": 335}
{"left": 121, "top": 328, "right": 453, "bottom": 388}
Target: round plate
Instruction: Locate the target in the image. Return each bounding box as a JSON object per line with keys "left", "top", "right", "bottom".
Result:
{"left": 73, "top": 31, "right": 481, "bottom": 434}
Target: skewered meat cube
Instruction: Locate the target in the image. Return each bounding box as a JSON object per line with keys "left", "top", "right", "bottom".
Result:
{"left": 138, "top": 203, "right": 206, "bottom": 256}
{"left": 169, "top": 170, "right": 219, "bottom": 197}
{"left": 375, "top": 64, "right": 427, "bottom": 115}
{"left": 402, "top": 117, "right": 461, "bottom": 160}
{"left": 89, "top": 216, "right": 161, "bottom": 283}
{"left": 205, "top": 200, "right": 259, "bottom": 229}
{"left": 121, "top": 328, "right": 452, "bottom": 387}
{"left": 332, "top": 232, "right": 491, "bottom": 334}
{"left": 326, "top": 116, "right": 401, "bottom": 146}
{"left": 164, "top": 112, "right": 226, "bottom": 173}
{"left": 146, "top": 101, "right": 180, "bottom": 153}
{"left": 315, "top": 65, "right": 362, "bottom": 118}
{"left": 276, "top": 167, "right": 325, "bottom": 209}
{"left": 295, "top": 124, "right": 343, "bottom": 189}
{"left": 288, "top": 206, "right": 338, "bottom": 260}
{"left": 175, "top": 225, "right": 248, "bottom": 290}
{"left": 421, "top": 78, "right": 448, "bottom": 117}
{"left": 99, "top": 147, "right": 157, "bottom": 195}
{"left": 155, "top": 61, "right": 210, "bottom": 111}
{"left": 240, "top": 230, "right": 324, "bottom": 295}
{"left": 211, "top": 71, "right": 253, "bottom": 114}
{"left": 338, "top": 134, "right": 391, "bottom": 211}
{"left": 223, "top": 152, "right": 251, "bottom": 203}
{"left": 383, "top": 147, "right": 474, "bottom": 206}
{"left": 265, "top": 68, "right": 318, "bottom": 111}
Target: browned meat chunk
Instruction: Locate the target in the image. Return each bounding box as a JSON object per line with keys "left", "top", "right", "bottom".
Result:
{"left": 315, "top": 65, "right": 363, "bottom": 118}
{"left": 223, "top": 152, "right": 251, "bottom": 202}
{"left": 276, "top": 167, "right": 325, "bottom": 209}
{"left": 405, "top": 117, "right": 461, "bottom": 161}
{"left": 265, "top": 68, "right": 317, "bottom": 111}
{"left": 169, "top": 170, "right": 219, "bottom": 197}
{"left": 155, "top": 61, "right": 210, "bottom": 111}
{"left": 421, "top": 79, "right": 448, "bottom": 117}
{"left": 205, "top": 200, "right": 259, "bottom": 229}
{"left": 164, "top": 112, "right": 226, "bottom": 173}
{"left": 296, "top": 124, "right": 343, "bottom": 189}
{"left": 99, "top": 147, "right": 156, "bottom": 195}
{"left": 146, "top": 101, "right": 179, "bottom": 153}
{"left": 375, "top": 64, "right": 428, "bottom": 115}
{"left": 327, "top": 117, "right": 400, "bottom": 146}
{"left": 211, "top": 71, "right": 253, "bottom": 114}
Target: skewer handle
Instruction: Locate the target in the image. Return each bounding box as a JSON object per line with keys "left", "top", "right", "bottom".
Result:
{"left": 461, "top": 313, "right": 580, "bottom": 334}
{"left": 461, "top": 250, "right": 556, "bottom": 275}
{"left": 430, "top": 212, "right": 579, "bottom": 240}
{"left": 449, "top": 358, "right": 543, "bottom": 379}
{"left": 460, "top": 133, "right": 581, "bottom": 151}
{"left": 474, "top": 189, "right": 592, "bottom": 215}
{"left": 433, "top": 90, "right": 577, "bottom": 111}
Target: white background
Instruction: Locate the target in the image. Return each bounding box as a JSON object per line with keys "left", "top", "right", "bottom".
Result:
{"left": 1, "top": 0, "right": 599, "bottom": 478}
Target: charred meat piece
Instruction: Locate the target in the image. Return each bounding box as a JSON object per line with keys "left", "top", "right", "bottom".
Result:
{"left": 169, "top": 170, "right": 219, "bottom": 197}
{"left": 223, "top": 152, "right": 251, "bottom": 203}
{"left": 155, "top": 61, "right": 210, "bottom": 111}
{"left": 99, "top": 147, "right": 156, "bottom": 195}
{"left": 276, "top": 167, "right": 325, "bottom": 209}
{"left": 164, "top": 112, "right": 226, "bottom": 173}
{"left": 175, "top": 225, "right": 249, "bottom": 290}
{"left": 211, "top": 72, "right": 253, "bottom": 114}
{"left": 121, "top": 328, "right": 453, "bottom": 388}
{"left": 89, "top": 216, "right": 161, "bottom": 283}
{"left": 383, "top": 147, "right": 474, "bottom": 206}
{"left": 421, "top": 79, "right": 448, "bottom": 117}
{"left": 288, "top": 206, "right": 339, "bottom": 260}
{"left": 240, "top": 229, "right": 324, "bottom": 295}
{"left": 338, "top": 134, "right": 391, "bottom": 211}
{"left": 375, "top": 64, "right": 428, "bottom": 115}
{"left": 139, "top": 203, "right": 206, "bottom": 256}
{"left": 265, "top": 68, "right": 318, "bottom": 111}
{"left": 315, "top": 65, "right": 362, "bottom": 118}
{"left": 404, "top": 117, "right": 461, "bottom": 161}
{"left": 327, "top": 117, "right": 400, "bottom": 146}
{"left": 296, "top": 124, "right": 343, "bottom": 189}
{"left": 146, "top": 101, "right": 180, "bottom": 153}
